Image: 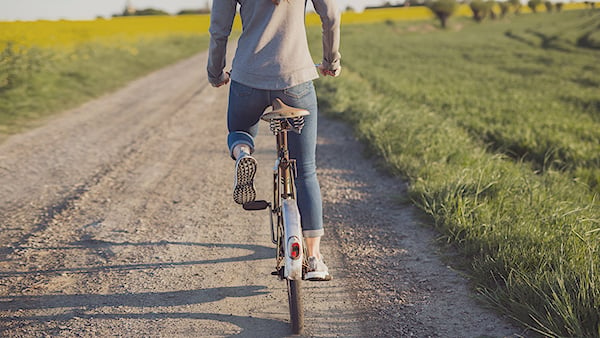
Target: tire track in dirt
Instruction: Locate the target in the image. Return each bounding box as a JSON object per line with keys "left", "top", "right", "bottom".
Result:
{"left": 0, "top": 55, "right": 205, "bottom": 260}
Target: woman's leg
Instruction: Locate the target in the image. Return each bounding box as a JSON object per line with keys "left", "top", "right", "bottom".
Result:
{"left": 227, "top": 81, "right": 270, "bottom": 157}
{"left": 274, "top": 81, "right": 324, "bottom": 249}
{"left": 227, "top": 81, "right": 270, "bottom": 204}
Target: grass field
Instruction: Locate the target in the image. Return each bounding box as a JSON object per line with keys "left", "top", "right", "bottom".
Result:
{"left": 311, "top": 9, "right": 599, "bottom": 337}
{"left": 0, "top": 4, "right": 590, "bottom": 135}
{"left": 0, "top": 15, "right": 224, "bottom": 137}
{"left": 1, "top": 5, "right": 599, "bottom": 337}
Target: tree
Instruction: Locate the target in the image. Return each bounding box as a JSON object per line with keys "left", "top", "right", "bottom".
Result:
{"left": 178, "top": 9, "right": 210, "bottom": 15}
{"left": 135, "top": 8, "right": 169, "bottom": 16}
{"left": 509, "top": 0, "right": 521, "bottom": 14}
{"left": 117, "top": 7, "right": 169, "bottom": 17}
{"left": 470, "top": 0, "right": 490, "bottom": 21}
{"left": 426, "top": 0, "right": 458, "bottom": 28}
{"left": 470, "top": 0, "right": 496, "bottom": 21}
{"left": 544, "top": 1, "right": 553, "bottom": 12}
{"left": 498, "top": 1, "right": 511, "bottom": 17}
{"left": 488, "top": 0, "right": 498, "bottom": 19}
{"left": 527, "top": 0, "right": 542, "bottom": 13}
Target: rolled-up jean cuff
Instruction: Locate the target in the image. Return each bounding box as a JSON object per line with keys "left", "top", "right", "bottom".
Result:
{"left": 303, "top": 229, "right": 324, "bottom": 238}
{"left": 228, "top": 131, "right": 255, "bottom": 159}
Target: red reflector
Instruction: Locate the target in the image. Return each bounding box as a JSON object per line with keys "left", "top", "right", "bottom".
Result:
{"left": 290, "top": 242, "right": 301, "bottom": 260}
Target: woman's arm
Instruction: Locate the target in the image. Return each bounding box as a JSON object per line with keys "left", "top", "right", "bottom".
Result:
{"left": 311, "top": 0, "right": 341, "bottom": 76}
{"left": 207, "top": 0, "right": 237, "bottom": 86}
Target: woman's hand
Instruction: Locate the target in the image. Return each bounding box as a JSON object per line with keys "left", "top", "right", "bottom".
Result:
{"left": 317, "top": 64, "right": 341, "bottom": 77}
{"left": 212, "top": 71, "right": 231, "bottom": 87}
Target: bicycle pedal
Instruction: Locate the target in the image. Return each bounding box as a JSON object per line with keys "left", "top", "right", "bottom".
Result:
{"left": 243, "top": 200, "right": 270, "bottom": 211}
{"left": 272, "top": 267, "right": 285, "bottom": 278}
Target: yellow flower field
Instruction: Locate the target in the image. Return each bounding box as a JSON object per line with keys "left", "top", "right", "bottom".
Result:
{"left": 1, "top": 2, "right": 590, "bottom": 51}
{"left": 0, "top": 15, "right": 216, "bottom": 51}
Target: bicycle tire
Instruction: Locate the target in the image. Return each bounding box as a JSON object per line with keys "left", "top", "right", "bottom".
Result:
{"left": 287, "top": 279, "right": 304, "bottom": 334}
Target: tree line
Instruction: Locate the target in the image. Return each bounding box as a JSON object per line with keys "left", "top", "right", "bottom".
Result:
{"left": 427, "top": 0, "right": 596, "bottom": 28}
{"left": 113, "top": 8, "right": 210, "bottom": 18}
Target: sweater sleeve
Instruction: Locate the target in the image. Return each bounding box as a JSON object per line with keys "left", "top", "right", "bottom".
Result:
{"left": 207, "top": 0, "right": 237, "bottom": 86}
{"left": 311, "top": 0, "right": 341, "bottom": 71}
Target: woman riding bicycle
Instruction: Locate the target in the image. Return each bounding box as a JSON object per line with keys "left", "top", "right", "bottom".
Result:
{"left": 207, "top": 0, "right": 341, "bottom": 281}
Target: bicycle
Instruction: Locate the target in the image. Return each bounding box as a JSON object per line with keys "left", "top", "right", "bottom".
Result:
{"left": 242, "top": 98, "right": 310, "bottom": 334}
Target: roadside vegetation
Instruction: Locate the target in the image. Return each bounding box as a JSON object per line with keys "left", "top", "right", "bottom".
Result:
{"left": 0, "top": 16, "right": 218, "bottom": 136}
{"left": 311, "top": 9, "right": 599, "bottom": 337}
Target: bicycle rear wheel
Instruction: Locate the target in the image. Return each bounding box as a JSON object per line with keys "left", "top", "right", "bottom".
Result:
{"left": 287, "top": 279, "right": 304, "bottom": 334}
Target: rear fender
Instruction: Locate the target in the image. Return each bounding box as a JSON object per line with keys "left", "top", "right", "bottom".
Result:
{"left": 282, "top": 199, "right": 303, "bottom": 280}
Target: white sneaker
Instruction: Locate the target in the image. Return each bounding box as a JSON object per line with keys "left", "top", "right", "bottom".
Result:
{"left": 305, "top": 256, "right": 332, "bottom": 281}
{"left": 233, "top": 153, "right": 257, "bottom": 205}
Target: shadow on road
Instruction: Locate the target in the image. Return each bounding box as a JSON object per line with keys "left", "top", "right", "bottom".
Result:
{"left": 0, "top": 287, "right": 293, "bottom": 337}
{"left": 0, "top": 241, "right": 273, "bottom": 277}
{"left": 1, "top": 312, "right": 291, "bottom": 337}
{"left": 0, "top": 286, "right": 269, "bottom": 311}
{"left": 0, "top": 240, "right": 293, "bottom": 337}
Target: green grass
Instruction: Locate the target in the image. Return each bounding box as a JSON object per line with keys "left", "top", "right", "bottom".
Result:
{"left": 0, "top": 35, "right": 209, "bottom": 138}
{"left": 310, "top": 10, "right": 600, "bottom": 337}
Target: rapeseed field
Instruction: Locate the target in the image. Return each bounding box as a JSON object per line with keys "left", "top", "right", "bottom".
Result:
{"left": 1, "top": 2, "right": 589, "bottom": 51}
{"left": 0, "top": 15, "right": 215, "bottom": 50}
{"left": 0, "top": 14, "right": 220, "bottom": 135}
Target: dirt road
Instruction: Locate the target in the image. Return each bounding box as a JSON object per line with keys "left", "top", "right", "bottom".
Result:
{"left": 0, "top": 51, "right": 527, "bottom": 337}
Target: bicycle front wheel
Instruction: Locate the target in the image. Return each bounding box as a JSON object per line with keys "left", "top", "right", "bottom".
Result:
{"left": 287, "top": 279, "right": 304, "bottom": 334}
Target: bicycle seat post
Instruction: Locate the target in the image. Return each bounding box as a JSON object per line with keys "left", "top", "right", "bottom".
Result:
{"left": 276, "top": 123, "right": 294, "bottom": 199}
{"left": 261, "top": 99, "right": 310, "bottom": 200}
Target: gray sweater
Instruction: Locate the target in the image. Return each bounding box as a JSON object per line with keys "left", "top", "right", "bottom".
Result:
{"left": 207, "top": 0, "right": 341, "bottom": 90}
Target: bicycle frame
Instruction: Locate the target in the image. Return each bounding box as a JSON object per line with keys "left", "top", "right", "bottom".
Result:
{"left": 272, "top": 123, "right": 303, "bottom": 280}
{"left": 242, "top": 99, "right": 309, "bottom": 334}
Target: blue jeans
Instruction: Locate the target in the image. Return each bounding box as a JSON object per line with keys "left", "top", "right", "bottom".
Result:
{"left": 227, "top": 80, "right": 323, "bottom": 238}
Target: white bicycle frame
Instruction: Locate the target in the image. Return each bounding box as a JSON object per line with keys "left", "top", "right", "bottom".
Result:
{"left": 242, "top": 98, "right": 309, "bottom": 334}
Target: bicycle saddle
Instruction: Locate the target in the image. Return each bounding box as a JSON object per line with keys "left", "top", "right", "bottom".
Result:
{"left": 261, "top": 98, "right": 310, "bottom": 122}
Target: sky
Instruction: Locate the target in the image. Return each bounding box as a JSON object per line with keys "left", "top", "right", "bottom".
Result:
{"left": 0, "top": 0, "right": 392, "bottom": 21}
